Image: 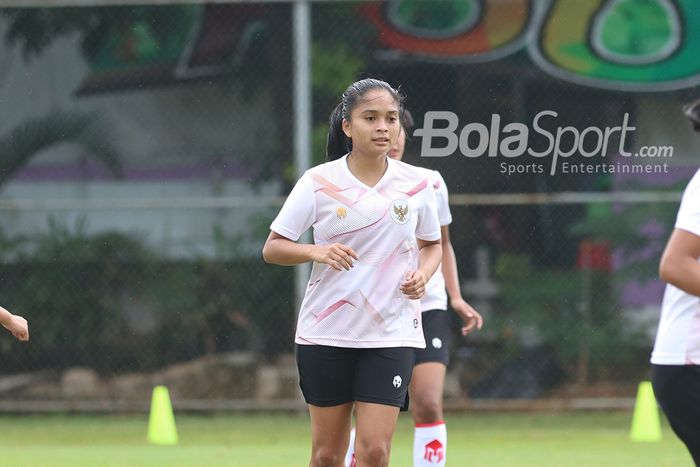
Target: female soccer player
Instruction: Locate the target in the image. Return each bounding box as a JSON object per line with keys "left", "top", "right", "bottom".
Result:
{"left": 0, "top": 305, "right": 29, "bottom": 341}
{"left": 651, "top": 98, "right": 700, "bottom": 466}
{"left": 263, "top": 78, "right": 442, "bottom": 467}
{"left": 345, "top": 111, "right": 483, "bottom": 467}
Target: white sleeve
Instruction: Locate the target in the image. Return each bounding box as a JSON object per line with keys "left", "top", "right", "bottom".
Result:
{"left": 432, "top": 170, "right": 453, "bottom": 226}
{"left": 416, "top": 182, "right": 442, "bottom": 242}
{"left": 270, "top": 173, "right": 316, "bottom": 241}
{"left": 675, "top": 169, "right": 700, "bottom": 238}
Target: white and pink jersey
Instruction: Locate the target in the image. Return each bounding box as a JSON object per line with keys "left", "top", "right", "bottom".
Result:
{"left": 418, "top": 169, "right": 452, "bottom": 313}
{"left": 271, "top": 155, "right": 441, "bottom": 349}
{"left": 651, "top": 168, "right": 700, "bottom": 365}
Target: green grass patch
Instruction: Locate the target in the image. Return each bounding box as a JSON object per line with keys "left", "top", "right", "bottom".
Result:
{"left": 0, "top": 411, "right": 692, "bottom": 466}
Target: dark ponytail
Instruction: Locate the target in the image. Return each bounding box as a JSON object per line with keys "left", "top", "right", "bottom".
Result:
{"left": 326, "top": 78, "right": 405, "bottom": 161}
{"left": 401, "top": 109, "right": 414, "bottom": 132}
{"left": 326, "top": 101, "right": 352, "bottom": 161}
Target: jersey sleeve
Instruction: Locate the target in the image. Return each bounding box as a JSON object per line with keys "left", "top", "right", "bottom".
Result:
{"left": 675, "top": 169, "right": 700, "bottom": 238}
{"left": 270, "top": 173, "right": 316, "bottom": 241}
{"left": 415, "top": 180, "right": 442, "bottom": 242}
{"left": 432, "top": 170, "right": 453, "bottom": 226}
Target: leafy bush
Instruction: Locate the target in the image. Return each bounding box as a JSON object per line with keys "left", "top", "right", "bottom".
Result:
{"left": 0, "top": 219, "right": 155, "bottom": 371}
{"left": 0, "top": 220, "right": 295, "bottom": 373}
{"left": 494, "top": 253, "right": 642, "bottom": 385}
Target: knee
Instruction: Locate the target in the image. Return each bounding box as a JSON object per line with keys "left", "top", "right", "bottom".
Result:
{"left": 311, "top": 448, "right": 343, "bottom": 467}
{"left": 356, "top": 441, "right": 390, "bottom": 466}
{"left": 412, "top": 394, "right": 442, "bottom": 423}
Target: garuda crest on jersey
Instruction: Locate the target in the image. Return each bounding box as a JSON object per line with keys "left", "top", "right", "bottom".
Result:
{"left": 390, "top": 199, "right": 410, "bottom": 224}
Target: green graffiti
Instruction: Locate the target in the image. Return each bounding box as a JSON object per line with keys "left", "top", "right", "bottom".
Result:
{"left": 90, "top": 5, "right": 200, "bottom": 72}
{"left": 131, "top": 23, "right": 160, "bottom": 60}
{"left": 388, "top": 0, "right": 480, "bottom": 37}
{"left": 593, "top": 0, "right": 679, "bottom": 64}
{"left": 531, "top": 0, "right": 700, "bottom": 90}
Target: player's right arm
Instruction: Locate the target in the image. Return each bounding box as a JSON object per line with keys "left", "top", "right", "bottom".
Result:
{"left": 263, "top": 232, "right": 358, "bottom": 271}
{"left": 263, "top": 172, "right": 358, "bottom": 271}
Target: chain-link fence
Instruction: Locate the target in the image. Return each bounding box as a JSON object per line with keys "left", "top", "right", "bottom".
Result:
{"left": 0, "top": 0, "right": 699, "bottom": 410}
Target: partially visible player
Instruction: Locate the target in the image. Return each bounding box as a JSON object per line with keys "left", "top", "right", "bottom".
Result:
{"left": 345, "top": 111, "right": 483, "bottom": 467}
{"left": 263, "top": 78, "right": 442, "bottom": 467}
{"left": 651, "top": 97, "right": 700, "bottom": 466}
{"left": 0, "top": 305, "right": 29, "bottom": 341}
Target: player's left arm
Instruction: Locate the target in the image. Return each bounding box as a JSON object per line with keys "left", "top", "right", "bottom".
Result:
{"left": 441, "top": 225, "right": 483, "bottom": 335}
{"left": 403, "top": 176, "right": 444, "bottom": 300}
{"left": 659, "top": 228, "right": 700, "bottom": 297}
{"left": 401, "top": 239, "right": 441, "bottom": 300}
{"left": 0, "top": 306, "right": 29, "bottom": 342}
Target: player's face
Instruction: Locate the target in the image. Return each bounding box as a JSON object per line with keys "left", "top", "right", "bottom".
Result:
{"left": 342, "top": 89, "right": 400, "bottom": 159}
{"left": 387, "top": 126, "right": 406, "bottom": 161}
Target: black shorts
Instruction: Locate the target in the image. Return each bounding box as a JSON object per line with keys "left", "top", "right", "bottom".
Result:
{"left": 296, "top": 344, "right": 415, "bottom": 410}
{"left": 651, "top": 364, "right": 700, "bottom": 465}
{"left": 414, "top": 309, "right": 451, "bottom": 366}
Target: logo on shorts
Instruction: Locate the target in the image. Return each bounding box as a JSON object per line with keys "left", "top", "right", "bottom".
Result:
{"left": 390, "top": 199, "right": 410, "bottom": 224}
{"left": 432, "top": 337, "right": 443, "bottom": 349}
{"left": 413, "top": 318, "right": 419, "bottom": 328}
{"left": 392, "top": 375, "right": 402, "bottom": 388}
{"left": 336, "top": 207, "right": 347, "bottom": 219}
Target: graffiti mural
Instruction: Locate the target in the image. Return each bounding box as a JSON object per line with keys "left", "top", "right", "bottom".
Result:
{"left": 365, "top": 0, "right": 700, "bottom": 91}
{"left": 361, "top": 0, "right": 533, "bottom": 62}
{"left": 530, "top": 0, "right": 700, "bottom": 91}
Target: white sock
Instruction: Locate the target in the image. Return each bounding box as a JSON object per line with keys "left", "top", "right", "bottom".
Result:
{"left": 345, "top": 427, "right": 356, "bottom": 467}
{"left": 413, "top": 421, "right": 447, "bottom": 466}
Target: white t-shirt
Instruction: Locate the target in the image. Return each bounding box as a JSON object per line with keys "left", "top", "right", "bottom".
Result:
{"left": 418, "top": 169, "right": 452, "bottom": 312}
{"left": 270, "top": 155, "right": 441, "bottom": 349}
{"left": 651, "top": 168, "right": 700, "bottom": 365}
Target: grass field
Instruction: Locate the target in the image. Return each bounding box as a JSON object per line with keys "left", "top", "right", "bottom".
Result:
{"left": 0, "top": 411, "right": 692, "bottom": 466}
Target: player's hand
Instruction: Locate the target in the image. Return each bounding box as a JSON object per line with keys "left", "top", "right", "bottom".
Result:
{"left": 450, "top": 297, "right": 483, "bottom": 336}
{"left": 310, "top": 243, "right": 359, "bottom": 271}
{"left": 3, "top": 314, "right": 29, "bottom": 342}
{"left": 401, "top": 270, "right": 427, "bottom": 300}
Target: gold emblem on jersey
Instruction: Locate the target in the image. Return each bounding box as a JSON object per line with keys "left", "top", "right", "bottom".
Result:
{"left": 336, "top": 207, "right": 347, "bottom": 219}
{"left": 390, "top": 199, "right": 410, "bottom": 224}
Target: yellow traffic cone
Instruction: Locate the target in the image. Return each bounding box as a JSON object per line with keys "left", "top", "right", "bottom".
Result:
{"left": 147, "top": 385, "right": 179, "bottom": 445}
{"left": 630, "top": 381, "right": 662, "bottom": 442}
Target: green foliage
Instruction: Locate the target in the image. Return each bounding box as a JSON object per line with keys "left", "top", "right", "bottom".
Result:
{"left": 282, "top": 40, "right": 367, "bottom": 179}
{"left": 277, "top": 3, "right": 373, "bottom": 178}
{"left": 494, "top": 254, "right": 579, "bottom": 353}
{"left": 0, "top": 217, "right": 295, "bottom": 372}
{"left": 308, "top": 42, "right": 365, "bottom": 168}
{"left": 0, "top": 110, "right": 122, "bottom": 188}
{"left": 154, "top": 224, "right": 295, "bottom": 360}
{"left": 494, "top": 253, "right": 640, "bottom": 381}
{"left": 312, "top": 43, "right": 364, "bottom": 104}
{"left": 0, "top": 218, "right": 154, "bottom": 371}
{"left": 490, "top": 183, "right": 684, "bottom": 383}
{"left": 571, "top": 203, "right": 675, "bottom": 279}
{"left": 569, "top": 183, "right": 683, "bottom": 281}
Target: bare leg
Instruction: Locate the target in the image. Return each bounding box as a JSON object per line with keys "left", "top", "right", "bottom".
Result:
{"left": 354, "top": 401, "right": 400, "bottom": 467}
{"left": 409, "top": 363, "right": 446, "bottom": 423}
{"left": 308, "top": 402, "right": 354, "bottom": 467}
